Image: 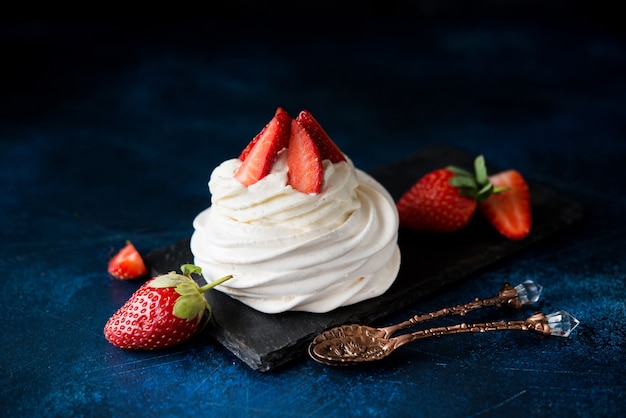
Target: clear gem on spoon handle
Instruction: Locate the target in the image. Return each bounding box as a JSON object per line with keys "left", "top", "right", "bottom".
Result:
{"left": 544, "top": 310, "right": 580, "bottom": 337}
{"left": 514, "top": 279, "right": 544, "bottom": 305}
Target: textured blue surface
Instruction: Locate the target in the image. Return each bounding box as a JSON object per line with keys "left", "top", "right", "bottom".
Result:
{"left": 1, "top": 11, "right": 625, "bottom": 418}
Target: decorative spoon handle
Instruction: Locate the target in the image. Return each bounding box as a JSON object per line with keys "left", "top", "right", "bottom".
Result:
{"left": 392, "top": 310, "right": 579, "bottom": 349}
{"left": 382, "top": 280, "right": 542, "bottom": 337}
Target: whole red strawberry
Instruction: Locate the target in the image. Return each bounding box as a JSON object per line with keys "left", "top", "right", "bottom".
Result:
{"left": 397, "top": 168, "right": 477, "bottom": 232}
{"left": 104, "top": 264, "right": 232, "bottom": 350}
{"left": 397, "top": 156, "right": 499, "bottom": 233}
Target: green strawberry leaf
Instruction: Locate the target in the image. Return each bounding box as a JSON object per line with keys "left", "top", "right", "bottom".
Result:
{"left": 173, "top": 294, "right": 207, "bottom": 323}
{"left": 474, "top": 155, "right": 489, "bottom": 186}
{"left": 446, "top": 165, "right": 473, "bottom": 177}
{"left": 476, "top": 182, "right": 495, "bottom": 202}
{"left": 447, "top": 155, "right": 503, "bottom": 203}
{"left": 181, "top": 264, "right": 202, "bottom": 277}
{"left": 149, "top": 272, "right": 192, "bottom": 288}
{"left": 449, "top": 175, "right": 477, "bottom": 189}
{"left": 175, "top": 282, "right": 201, "bottom": 296}
{"left": 150, "top": 265, "right": 204, "bottom": 289}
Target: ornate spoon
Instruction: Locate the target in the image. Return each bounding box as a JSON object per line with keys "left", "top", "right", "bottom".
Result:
{"left": 309, "top": 310, "right": 579, "bottom": 366}
{"left": 309, "top": 280, "right": 542, "bottom": 352}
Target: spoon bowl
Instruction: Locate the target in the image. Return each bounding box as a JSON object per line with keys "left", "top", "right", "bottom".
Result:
{"left": 309, "top": 333, "right": 390, "bottom": 365}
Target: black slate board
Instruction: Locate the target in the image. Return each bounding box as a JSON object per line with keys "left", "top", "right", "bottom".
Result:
{"left": 144, "top": 146, "right": 584, "bottom": 372}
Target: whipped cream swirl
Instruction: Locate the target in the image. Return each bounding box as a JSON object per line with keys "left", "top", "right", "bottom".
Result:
{"left": 190, "top": 150, "right": 400, "bottom": 313}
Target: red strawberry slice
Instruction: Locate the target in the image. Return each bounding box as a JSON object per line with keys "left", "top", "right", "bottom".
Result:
{"left": 397, "top": 168, "right": 478, "bottom": 232}
{"left": 104, "top": 265, "right": 232, "bottom": 350}
{"left": 238, "top": 107, "right": 291, "bottom": 161}
{"left": 287, "top": 119, "right": 323, "bottom": 194}
{"left": 234, "top": 107, "right": 291, "bottom": 186}
{"left": 478, "top": 169, "right": 531, "bottom": 240}
{"left": 296, "top": 110, "right": 346, "bottom": 163}
{"left": 107, "top": 241, "right": 147, "bottom": 280}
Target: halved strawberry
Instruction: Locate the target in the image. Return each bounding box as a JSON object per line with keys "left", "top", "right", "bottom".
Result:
{"left": 478, "top": 170, "right": 531, "bottom": 240}
{"left": 234, "top": 107, "right": 291, "bottom": 186}
{"left": 287, "top": 119, "right": 323, "bottom": 194}
{"left": 296, "top": 110, "right": 346, "bottom": 163}
{"left": 107, "top": 241, "right": 147, "bottom": 280}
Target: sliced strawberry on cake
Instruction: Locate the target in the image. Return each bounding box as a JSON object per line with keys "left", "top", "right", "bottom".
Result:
{"left": 296, "top": 110, "right": 346, "bottom": 163}
{"left": 234, "top": 107, "right": 291, "bottom": 186}
{"left": 287, "top": 119, "right": 323, "bottom": 194}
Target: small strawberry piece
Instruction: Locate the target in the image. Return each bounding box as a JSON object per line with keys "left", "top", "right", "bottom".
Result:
{"left": 107, "top": 241, "right": 147, "bottom": 280}
{"left": 296, "top": 110, "right": 346, "bottom": 163}
{"left": 478, "top": 170, "right": 531, "bottom": 240}
{"left": 104, "top": 264, "right": 232, "bottom": 350}
{"left": 287, "top": 119, "right": 323, "bottom": 194}
{"left": 234, "top": 107, "right": 291, "bottom": 186}
{"left": 397, "top": 169, "right": 478, "bottom": 232}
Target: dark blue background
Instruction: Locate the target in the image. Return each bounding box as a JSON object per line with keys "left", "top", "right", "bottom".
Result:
{"left": 2, "top": 4, "right": 625, "bottom": 417}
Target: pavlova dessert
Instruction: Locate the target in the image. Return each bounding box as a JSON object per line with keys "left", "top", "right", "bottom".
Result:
{"left": 190, "top": 107, "right": 400, "bottom": 313}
